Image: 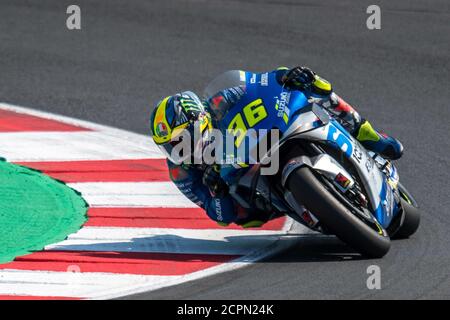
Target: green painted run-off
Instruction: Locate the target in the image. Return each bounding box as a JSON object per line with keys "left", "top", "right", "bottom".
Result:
{"left": 0, "top": 160, "right": 88, "bottom": 263}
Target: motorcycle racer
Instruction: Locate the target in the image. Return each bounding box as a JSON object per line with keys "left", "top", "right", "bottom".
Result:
{"left": 150, "top": 67, "right": 404, "bottom": 227}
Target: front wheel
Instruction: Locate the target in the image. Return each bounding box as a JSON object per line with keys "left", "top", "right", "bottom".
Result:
{"left": 392, "top": 198, "right": 420, "bottom": 239}
{"left": 287, "top": 166, "right": 391, "bottom": 258}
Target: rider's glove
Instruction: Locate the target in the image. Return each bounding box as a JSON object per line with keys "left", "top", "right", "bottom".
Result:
{"left": 282, "top": 66, "right": 333, "bottom": 95}
{"left": 202, "top": 165, "right": 229, "bottom": 198}
{"left": 282, "top": 66, "right": 316, "bottom": 89}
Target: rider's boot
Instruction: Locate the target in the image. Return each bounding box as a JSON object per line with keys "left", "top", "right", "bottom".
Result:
{"left": 355, "top": 120, "right": 404, "bottom": 160}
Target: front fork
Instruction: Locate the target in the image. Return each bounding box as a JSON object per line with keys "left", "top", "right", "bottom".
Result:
{"left": 371, "top": 152, "right": 402, "bottom": 214}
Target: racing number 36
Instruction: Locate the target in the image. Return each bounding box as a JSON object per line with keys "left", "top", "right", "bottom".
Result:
{"left": 228, "top": 99, "right": 267, "bottom": 147}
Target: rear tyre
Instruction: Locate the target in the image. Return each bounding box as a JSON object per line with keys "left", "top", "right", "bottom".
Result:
{"left": 392, "top": 198, "right": 420, "bottom": 239}
{"left": 287, "top": 166, "right": 391, "bottom": 258}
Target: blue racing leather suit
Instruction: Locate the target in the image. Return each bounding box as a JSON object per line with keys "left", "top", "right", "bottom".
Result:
{"left": 167, "top": 160, "right": 239, "bottom": 225}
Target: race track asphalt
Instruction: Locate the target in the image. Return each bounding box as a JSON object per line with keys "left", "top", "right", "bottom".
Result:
{"left": 0, "top": 0, "right": 449, "bottom": 299}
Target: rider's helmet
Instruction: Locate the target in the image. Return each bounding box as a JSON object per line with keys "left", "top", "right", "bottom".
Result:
{"left": 150, "top": 91, "right": 212, "bottom": 164}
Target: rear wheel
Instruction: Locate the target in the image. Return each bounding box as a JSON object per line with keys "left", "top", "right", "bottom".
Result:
{"left": 287, "top": 166, "right": 391, "bottom": 258}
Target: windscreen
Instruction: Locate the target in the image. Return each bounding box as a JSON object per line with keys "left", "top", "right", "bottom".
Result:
{"left": 203, "top": 70, "right": 247, "bottom": 100}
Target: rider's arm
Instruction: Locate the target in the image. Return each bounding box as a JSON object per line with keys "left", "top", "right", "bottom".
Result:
{"left": 167, "top": 160, "right": 238, "bottom": 225}
{"left": 274, "top": 66, "right": 362, "bottom": 133}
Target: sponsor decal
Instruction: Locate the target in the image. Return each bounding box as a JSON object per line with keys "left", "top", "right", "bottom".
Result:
{"left": 275, "top": 92, "right": 291, "bottom": 120}
{"left": 383, "top": 183, "right": 394, "bottom": 217}
{"left": 335, "top": 173, "right": 351, "bottom": 189}
{"left": 352, "top": 144, "right": 363, "bottom": 163}
{"left": 365, "top": 157, "right": 374, "bottom": 173}
{"left": 301, "top": 211, "right": 315, "bottom": 227}
{"left": 261, "top": 73, "right": 269, "bottom": 86}
{"left": 156, "top": 122, "right": 168, "bottom": 137}
{"left": 215, "top": 198, "right": 223, "bottom": 221}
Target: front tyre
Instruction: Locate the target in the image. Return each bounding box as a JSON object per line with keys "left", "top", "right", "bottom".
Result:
{"left": 392, "top": 198, "right": 420, "bottom": 239}
{"left": 287, "top": 166, "right": 391, "bottom": 258}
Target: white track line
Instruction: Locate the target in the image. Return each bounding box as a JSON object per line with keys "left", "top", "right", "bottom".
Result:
{"left": 92, "top": 221, "right": 313, "bottom": 300}
{"left": 45, "top": 226, "right": 289, "bottom": 255}
{"left": 0, "top": 132, "right": 161, "bottom": 162}
{"left": 0, "top": 222, "right": 314, "bottom": 299}
{"left": 0, "top": 270, "right": 181, "bottom": 298}
{"left": 68, "top": 182, "right": 197, "bottom": 208}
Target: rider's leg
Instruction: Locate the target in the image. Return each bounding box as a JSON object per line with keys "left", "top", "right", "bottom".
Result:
{"left": 328, "top": 93, "right": 404, "bottom": 160}
{"left": 355, "top": 120, "right": 404, "bottom": 160}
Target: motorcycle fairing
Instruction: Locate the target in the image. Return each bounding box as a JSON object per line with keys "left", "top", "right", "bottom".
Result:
{"left": 293, "top": 117, "right": 399, "bottom": 228}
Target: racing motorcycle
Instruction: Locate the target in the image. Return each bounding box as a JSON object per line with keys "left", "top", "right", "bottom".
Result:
{"left": 203, "top": 70, "right": 420, "bottom": 258}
